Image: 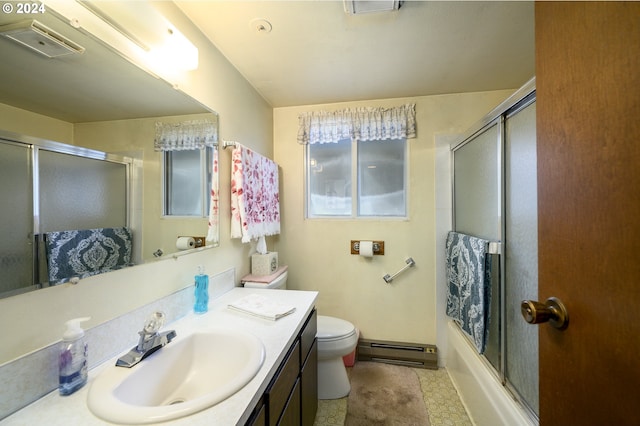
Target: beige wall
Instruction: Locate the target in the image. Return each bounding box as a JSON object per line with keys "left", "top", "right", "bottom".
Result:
{"left": 273, "top": 90, "right": 513, "bottom": 345}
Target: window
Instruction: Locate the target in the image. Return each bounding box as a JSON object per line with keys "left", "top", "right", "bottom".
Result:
{"left": 163, "top": 147, "right": 213, "bottom": 216}
{"left": 306, "top": 138, "right": 407, "bottom": 218}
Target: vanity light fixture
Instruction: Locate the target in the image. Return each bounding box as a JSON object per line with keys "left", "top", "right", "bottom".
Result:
{"left": 77, "top": 1, "right": 198, "bottom": 71}
{"left": 147, "top": 26, "right": 199, "bottom": 72}
{"left": 0, "top": 19, "right": 85, "bottom": 58}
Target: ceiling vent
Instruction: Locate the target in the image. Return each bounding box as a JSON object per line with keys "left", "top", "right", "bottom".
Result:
{"left": 344, "top": 0, "right": 403, "bottom": 15}
{"left": 0, "top": 20, "right": 85, "bottom": 58}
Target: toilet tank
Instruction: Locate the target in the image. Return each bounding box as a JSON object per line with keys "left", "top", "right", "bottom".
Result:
{"left": 243, "top": 270, "right": 288, "bottom": 289}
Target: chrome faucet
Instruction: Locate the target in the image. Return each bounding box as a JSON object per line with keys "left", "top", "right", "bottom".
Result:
{"left": 116, "top": 312, "right": 177, "bottom": 368}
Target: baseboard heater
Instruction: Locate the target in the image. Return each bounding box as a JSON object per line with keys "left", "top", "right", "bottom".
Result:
{"left": 356, "top": 338, "right": 438, "bottom": 370}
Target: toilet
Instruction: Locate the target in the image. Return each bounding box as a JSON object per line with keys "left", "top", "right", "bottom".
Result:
{"left": 315, "top": 315, "right": 358, "bottom": 399}
{"left": 242, "top": 267, "right": 359, "bottom": 399}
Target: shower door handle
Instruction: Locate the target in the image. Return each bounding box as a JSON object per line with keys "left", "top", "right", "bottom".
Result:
{"left": 521, "top": 297, "right": 569, "bottom": 330}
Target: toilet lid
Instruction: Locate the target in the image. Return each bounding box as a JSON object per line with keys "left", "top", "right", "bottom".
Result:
{"left": 317, "top": 315, "right": 356, "bottom": 340}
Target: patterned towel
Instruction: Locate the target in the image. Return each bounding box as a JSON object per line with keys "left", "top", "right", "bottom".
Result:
{"left": 45, "top": 227, "right": 132, "bottom": 284}
{"left": 445, "top": 231, "right": 493, "bottom": 353}
{"left": 230, "top": 144, "right": 280, "bottom": 243}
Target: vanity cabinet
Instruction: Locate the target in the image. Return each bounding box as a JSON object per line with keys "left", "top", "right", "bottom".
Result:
{"left": 246, "top": 309, "right": 317, "bottom": 426}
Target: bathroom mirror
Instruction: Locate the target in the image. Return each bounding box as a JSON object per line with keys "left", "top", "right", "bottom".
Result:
{"left": 0, "top": 9, "right": 219, "bottom": 298}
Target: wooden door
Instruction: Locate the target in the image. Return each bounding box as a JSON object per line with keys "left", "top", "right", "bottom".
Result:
{"left": 535, "top": 2, "right": 640, "bottom": 425}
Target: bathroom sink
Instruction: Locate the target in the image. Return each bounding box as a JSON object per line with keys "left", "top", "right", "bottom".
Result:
{"left": 87, "top": 327, "right": 265, "bottom": 424}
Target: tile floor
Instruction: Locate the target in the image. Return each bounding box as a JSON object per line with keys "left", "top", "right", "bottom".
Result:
{"left": 313, "top": 365, "right": 473, "bottom": 426}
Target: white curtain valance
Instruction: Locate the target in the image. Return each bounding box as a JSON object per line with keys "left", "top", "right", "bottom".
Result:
{"left": 297, "top": 103, "right": 416, "bottom": 145}
{"left": 154, "top": 119, "right": 218, "bottom": 151}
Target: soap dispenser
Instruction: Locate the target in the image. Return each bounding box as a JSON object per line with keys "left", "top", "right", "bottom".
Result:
{"left": 194, "top": 265, "right": 209, "bottom": 314}
{"left": 59, "top": 317, "right": 90, "bottom": 396}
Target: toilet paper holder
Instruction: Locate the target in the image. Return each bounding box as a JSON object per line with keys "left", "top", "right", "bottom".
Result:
{"left": 351, "top": 240, "right": 384, "bottom": 255}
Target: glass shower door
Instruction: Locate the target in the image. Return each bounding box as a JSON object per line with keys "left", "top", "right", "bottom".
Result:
{"left": 505, "top": 100, "right": 538, "bottom": 415}
{"left": 453, "top": 122, "right": 502, "bottom": 370}
{"left": 452, "top": 93, "right": 539, "bottom": 420}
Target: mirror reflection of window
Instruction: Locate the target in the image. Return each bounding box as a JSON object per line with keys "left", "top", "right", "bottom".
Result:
{"left": 163, "top": 147, "right": 213, "bottom": 217}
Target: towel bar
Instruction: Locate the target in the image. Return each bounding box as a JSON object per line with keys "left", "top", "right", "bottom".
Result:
{"left": 222, "top": 140, "right": 238, "bottom": 149}
{"left": 383, "top": 257, "right": 415, "bottom": 283}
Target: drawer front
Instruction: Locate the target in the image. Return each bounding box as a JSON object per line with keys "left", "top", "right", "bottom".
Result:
{"left": 300, "top": 309, "right": 317, "bottom": 364}
{"left": 268, "top": 340, "right": 300, "bottom": 426}
{"left": 277, "top": 378, "right": 301, "bottom": 426}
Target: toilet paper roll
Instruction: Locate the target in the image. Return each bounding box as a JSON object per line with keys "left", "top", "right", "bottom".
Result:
{"left": 359, "top": 241, "right": 374, "bottom": 258}
{"left": 176, "top": 237, "right": 196, "bottom": 250}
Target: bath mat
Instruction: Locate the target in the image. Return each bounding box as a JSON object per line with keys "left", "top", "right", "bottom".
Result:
{"left": 345, "top": 361, "right": 431, "bottom": 426}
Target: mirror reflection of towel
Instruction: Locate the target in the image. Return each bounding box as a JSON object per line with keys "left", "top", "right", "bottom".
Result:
{"left": 45, "top": 227, "right": 132, "bottom": 284}
{"left": 445, "top": 231, "right": 493, "bottom": 353}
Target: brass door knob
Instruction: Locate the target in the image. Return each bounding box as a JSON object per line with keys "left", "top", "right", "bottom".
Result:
{"left": 521, "top": 297, "right": 569, "bottom": 330}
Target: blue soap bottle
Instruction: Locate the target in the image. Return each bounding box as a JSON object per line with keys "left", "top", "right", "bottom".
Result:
{"left": 59, "top": 317, "right": 90, "bottom": 396}
{"left": 194, "top": 266, "right": 209, "bottom": 314}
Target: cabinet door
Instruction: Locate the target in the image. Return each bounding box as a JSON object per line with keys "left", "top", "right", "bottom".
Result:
{"left": 301, "top": 339, "right": 318, "bottom": 426}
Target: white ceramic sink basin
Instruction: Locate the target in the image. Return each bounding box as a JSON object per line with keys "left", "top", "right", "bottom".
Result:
{"left": 87, "top": 327, "right": 265, "bottom": 424}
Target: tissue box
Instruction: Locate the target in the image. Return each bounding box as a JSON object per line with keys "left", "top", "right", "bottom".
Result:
{"left": 251, "top": 252, "right": 278, "bottom": 275}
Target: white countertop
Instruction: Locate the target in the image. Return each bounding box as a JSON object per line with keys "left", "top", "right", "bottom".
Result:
{"left": 2, "top": 287, "right": 318, "bottom": 426}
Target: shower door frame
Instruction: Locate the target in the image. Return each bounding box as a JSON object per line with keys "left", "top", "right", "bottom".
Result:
{"left": 450, "top": 78, "right": 538, "bottom": 421}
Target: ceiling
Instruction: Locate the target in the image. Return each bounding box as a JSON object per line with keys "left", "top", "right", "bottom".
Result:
{"left": 175, "top": 0, "right": 535, "bottom": 107}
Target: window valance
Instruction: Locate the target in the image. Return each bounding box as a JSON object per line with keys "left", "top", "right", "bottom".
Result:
{"left": 297, "top": 103, "right": 416, "bottom": 145}
{"left": 154, "top": 119, "right": 218, "bottom": 151}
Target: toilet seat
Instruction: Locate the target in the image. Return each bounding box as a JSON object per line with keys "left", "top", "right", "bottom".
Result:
{"left": 317, "top": 316, "right": 356, "bottom": 341}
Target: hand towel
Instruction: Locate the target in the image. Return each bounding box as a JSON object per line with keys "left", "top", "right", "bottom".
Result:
{"left": 228, "top": 293, "right": 296, "bottom": 321}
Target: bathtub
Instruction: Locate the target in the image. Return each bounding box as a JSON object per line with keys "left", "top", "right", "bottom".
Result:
{"left": 445, "top": 321, "right": 535, "bottom": 426}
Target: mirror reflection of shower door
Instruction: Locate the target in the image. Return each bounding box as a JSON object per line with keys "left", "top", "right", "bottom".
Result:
{"left": 38, "top": 150, "right": 127, "bottom": 232}
{"left": 0, "top": 136, "right": 129, "bottom": 298}
{"left": 0, "top": 140, "right": 34, "bottom": 295}
{"left": 505, "top": 100, "right": 538, "bottom": 416}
